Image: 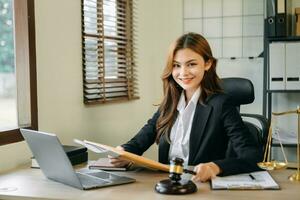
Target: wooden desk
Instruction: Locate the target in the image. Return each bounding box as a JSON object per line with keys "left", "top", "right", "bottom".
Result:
{"left": 0, "top": 166, "right": 299, "bottom": 200}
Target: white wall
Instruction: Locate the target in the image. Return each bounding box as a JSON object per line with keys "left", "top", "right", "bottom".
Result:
{"left": 90, "top": 0, "right": 183, "bottom": 159}
{"left": 0, "top": 0, "right": 183, "bottom": 172}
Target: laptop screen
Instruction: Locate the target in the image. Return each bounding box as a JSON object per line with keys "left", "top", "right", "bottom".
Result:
{"left": 20, "top": 129, "right": 135, "bottom": 190}
{"left": 21, "top": 129, "right": 84, "bottom": 189}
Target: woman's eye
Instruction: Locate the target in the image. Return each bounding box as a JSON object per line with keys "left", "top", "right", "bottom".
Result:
{"left": 188, "top": 63, "right": 197, "bottom": 67}
{"left": 173, "top": 64, "right": 180, "bottom": 68}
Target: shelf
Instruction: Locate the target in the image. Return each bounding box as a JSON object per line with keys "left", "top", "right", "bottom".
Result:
{"left": 267, "top": 90, "right": 300, "bottom": 93}
{"left": 272, "top": 143, "right": 296, "bottom": 147}
{"left": 267, "top": 36, "right": 300, "bottom": 42}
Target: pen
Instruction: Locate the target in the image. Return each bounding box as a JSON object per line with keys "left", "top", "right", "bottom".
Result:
{"left": 249, "top": 174, "right": 256, "bottom": 180}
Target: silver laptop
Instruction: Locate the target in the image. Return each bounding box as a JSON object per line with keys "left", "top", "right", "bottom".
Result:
{"left": 20, "top": 129, "right": 135, "bottom": 190}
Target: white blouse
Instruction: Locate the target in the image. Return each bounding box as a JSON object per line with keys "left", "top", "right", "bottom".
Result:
{"left": 168, "top": 87, "right": 201, "bottom": 166}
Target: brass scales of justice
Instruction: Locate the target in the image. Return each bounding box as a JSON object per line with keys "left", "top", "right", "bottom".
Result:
{"left": 257, "top": 107, "right": 300, "bottom": 181}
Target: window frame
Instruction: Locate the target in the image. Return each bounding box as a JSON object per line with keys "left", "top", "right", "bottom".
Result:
{"left": 0, "top": 0, "right": 38, "bottom": 146}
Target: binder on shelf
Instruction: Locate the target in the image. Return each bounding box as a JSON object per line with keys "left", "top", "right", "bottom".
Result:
{"left": 296, "top": 8, "right": 300, "bottom": 36}
{"left": 285, "top": 42, "right": 300, "bottom": 89}
{"left": 269, "top": 42, "right": 286, "bottom": 90}
{"left": 275, "top": 0, "right": 292, "bottom": 37}
{"left": 276, "top": 13, "right": 287, "bottom": 36}
{"left": 266, "top": 0, "right": 276, "bottom": 37}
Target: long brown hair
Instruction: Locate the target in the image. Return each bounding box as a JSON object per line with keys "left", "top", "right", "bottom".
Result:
{"left": 155, "top": 32, "right": 222, "bottom": 143}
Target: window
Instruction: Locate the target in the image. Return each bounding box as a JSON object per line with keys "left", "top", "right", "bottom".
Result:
{"left": 0, "top": 0, "right": 16, "bottom": 130}
{"left": 82, "top": 0, "right": 138, "bottom": 104}
{"left": 0, "top": 0, "right": 37, "bottom": 146}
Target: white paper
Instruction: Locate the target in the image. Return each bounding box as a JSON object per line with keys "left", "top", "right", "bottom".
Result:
{"left": 73, "top": 139, "right": 119, "bottom": 158}
{"left": 211, "top": 171, "right": 279, "bottom": 190}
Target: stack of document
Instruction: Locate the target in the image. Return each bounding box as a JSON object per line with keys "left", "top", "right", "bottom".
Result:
{"left": 88, "top": 158, "right": 128, "bottom": 171}
{"left": 211, "top": 171, "right": 279, "bottom": 190}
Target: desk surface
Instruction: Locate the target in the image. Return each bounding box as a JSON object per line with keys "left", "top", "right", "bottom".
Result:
{"left": 0, "top": 166, "right": 299, "bottom": 200}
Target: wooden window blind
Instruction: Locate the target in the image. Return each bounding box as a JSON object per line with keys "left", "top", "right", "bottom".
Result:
{"left": 81, "top": 0, "right": 138, "bottom": 104}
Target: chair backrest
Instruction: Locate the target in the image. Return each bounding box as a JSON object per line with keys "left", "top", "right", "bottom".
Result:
{"left": 221, "top": 77, "right": 254, "bottom": 109}
{"left": 220, "top": 77, "right": 266, "bottom": 157}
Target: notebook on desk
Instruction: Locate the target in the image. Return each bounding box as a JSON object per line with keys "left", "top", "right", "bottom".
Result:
{"left": 20, "top": 129, "right": 135, "bottom": 190}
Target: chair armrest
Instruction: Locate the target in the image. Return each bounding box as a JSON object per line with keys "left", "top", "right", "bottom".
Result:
{"left": 241, "top": 113, "right": 269, "bottom": 146}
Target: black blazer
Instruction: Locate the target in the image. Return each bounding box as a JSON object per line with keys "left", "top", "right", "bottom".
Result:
{"left": 122, "top": 93, "right": 263, "bottom": 176}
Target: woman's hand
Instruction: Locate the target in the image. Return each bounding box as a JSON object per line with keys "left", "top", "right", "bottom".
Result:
{"left": 192, "top": 162, "right": 221, "bottom": 182}
{"left": 108, "top": 146, "right": 131, "bottom": 167}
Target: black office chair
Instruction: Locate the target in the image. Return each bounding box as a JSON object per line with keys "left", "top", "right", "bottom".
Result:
{"left": 220, "top": 77, "right": 268, "bottom": 157}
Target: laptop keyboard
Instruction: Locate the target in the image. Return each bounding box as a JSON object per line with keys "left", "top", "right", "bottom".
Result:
{"left": 76, "top": 172, "right": 111, "bottom": 189}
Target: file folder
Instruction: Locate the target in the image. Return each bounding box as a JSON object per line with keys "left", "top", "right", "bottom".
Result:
{"left": 276, "top": 0, "right": 286, "bottom": 36}
{"left": 285, "top": 42, "right": 300, "bottom": 89}
{"left": 269, "top": 42, "right": 286, "bottom": 90}
{"left": 276, "top": 13, "right": 287, "bottom": 36}
{"left": 275, "top": 0, "right": 292, "bottom": 37}
{"left": 266, "top": 0, "right": 276, "bottom": 37}
{"left": 296, "top": 8, "right": 300, "bottom": 36}
{"left": 74, "top": 139, "right": 170, "bottom": 172}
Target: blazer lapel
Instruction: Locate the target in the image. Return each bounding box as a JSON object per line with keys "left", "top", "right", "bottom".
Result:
{"left": 188, "top": 103, "right": 212, "bottom": 164}
{"left": 158, "top": 134, "right": 170, "bottom": 164}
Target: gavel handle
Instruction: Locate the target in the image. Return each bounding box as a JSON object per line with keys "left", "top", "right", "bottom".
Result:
{"left": 183, "top": 169, "right": 197, "bottom": 175}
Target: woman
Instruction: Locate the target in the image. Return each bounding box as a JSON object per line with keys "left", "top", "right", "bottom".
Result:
{"left": 110, "top": 32, "right": 262, "bottom": 182}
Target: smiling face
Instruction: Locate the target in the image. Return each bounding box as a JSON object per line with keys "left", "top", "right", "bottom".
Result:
{"left": 172, "top": 48, "right": 212, "bottom": 100}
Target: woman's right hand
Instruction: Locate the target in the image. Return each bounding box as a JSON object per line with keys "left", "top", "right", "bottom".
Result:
{"left": 108, "top": 146, "right": 131, "bottom": 167}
